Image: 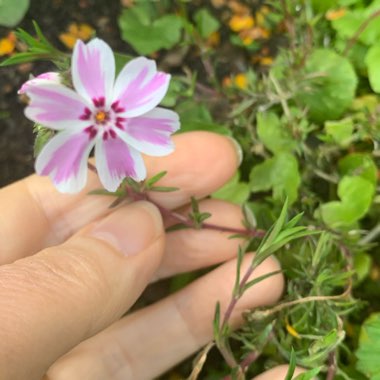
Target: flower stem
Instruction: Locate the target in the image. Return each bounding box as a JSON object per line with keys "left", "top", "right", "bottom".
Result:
{"left": 221, "top": 264, "right": 256, "bottom": 329}
{"left": 142, "top": 193, "right": 265, "bottom": 239}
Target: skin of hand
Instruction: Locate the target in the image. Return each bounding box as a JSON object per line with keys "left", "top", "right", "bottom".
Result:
{"left": 0, "top": 131, "right": 298, "bottom": 380}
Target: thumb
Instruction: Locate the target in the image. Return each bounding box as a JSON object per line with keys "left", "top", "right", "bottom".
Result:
{"left": 0, "top": 201, "right": 164, "bottom": 380}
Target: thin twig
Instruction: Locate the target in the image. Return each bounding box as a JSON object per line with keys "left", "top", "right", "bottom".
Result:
{"left": 254, "top": 286, "right": 352, "bottom": 319}
{"left": 343, "top": 9, "right": 380, "bottom": 55}
{"left": 326, "top": 351, "right": 337, "bottom": 380}
{"left": 269, "top": 72, "right": 291, "bottom": 120}
{"left": 359, "top": 223, "right": 380, "bottom": 245}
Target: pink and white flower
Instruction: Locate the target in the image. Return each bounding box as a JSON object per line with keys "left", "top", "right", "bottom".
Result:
{"left": 18, "top": 72, "right": 61, "bottom": 95}
{"left": 23, "top": 38, "right": 179, "bottom": 193}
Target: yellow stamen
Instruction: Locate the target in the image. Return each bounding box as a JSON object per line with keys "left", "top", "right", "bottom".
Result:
{"left": 95, "top": 111, "right": 107, "bottom": 123}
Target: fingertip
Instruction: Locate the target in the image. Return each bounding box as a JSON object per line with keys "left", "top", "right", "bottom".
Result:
{"left": 146, "top": 132, "right": 240, "bottom": 209}
{"left": 253, "top": 364, "right": 305, "bottom": 379}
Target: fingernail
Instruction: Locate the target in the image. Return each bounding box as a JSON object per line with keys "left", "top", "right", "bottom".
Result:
{"left": 227, "top": 136, "right": 243, "bottom": 166}
{"left": 89, "top": 201, "right": 163, "bottom": 256}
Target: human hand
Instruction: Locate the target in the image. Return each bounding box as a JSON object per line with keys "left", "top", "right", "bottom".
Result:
{"left": 0, "top": 132, "right": 295, "bottom": 380}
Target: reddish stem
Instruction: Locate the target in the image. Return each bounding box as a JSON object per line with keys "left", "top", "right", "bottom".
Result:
{"left": 221, "top": 264, "right": 256, "bottom": 328}
{"left": 326, "top": 351, "right": 337, "bottom": 380}
{"left": 344, "top": 9, "right": 380, "bottom": 55}
{"left": 87, "top": 164, "right": 266, "bottom": 238}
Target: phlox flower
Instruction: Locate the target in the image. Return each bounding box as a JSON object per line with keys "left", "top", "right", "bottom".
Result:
{"left": 22, "top": 38, "right": 179, "bottom": 193}
{"left": 18, "top": 72, "right": 61, "bottom": 94}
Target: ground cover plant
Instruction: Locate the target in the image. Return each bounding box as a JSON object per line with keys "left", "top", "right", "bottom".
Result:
{"left": 1, "top": 0, "right": 380, "bottom": 379}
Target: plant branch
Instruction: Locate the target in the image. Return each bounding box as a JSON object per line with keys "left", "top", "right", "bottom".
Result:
{"left": 343, "top": 9, "right": 380, "bottom": 55}
{"left": 86, "top": 165, "right": 266, "bottom": 239}
{"left": 326, "top": 351, "right": 337, "bottom": 380}
{"left": 253, "top": 286, "right": 352, "bottom": 319}
{"left": 359, "top": 223, "right": 380, "bottom": 245}
{"left": 221, "top": 265, "right": 256, "bottom": 329}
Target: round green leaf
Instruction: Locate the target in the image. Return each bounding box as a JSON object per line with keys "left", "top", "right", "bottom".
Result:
{"left": 249, "top": 153, "right": 300, "bottom": 204}
{"left": 338, "top": 153, "right": 378, "bottom": 185}
{"left": 0, "top": 0, "right": 29, "bottom": 27}
{"left": 356, "top": 313, "right": 380, "bottom": 379}
{"left": 298, "top": 49, "right": 357, "bottom": 123}
{"left": 320, "top": 175, "right": 375, "bottom": 227}
{"left": 118, "top": 7, "right": 183, "bottom": 54}
{"left": 194, "top": 8, "right": 220, "bottom": 39}
{"left": 256, "top": 111, "right": 297, "bottom": 153}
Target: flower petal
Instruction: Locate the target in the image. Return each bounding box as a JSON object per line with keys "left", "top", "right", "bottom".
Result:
{"left": 25, "top": 83, "right": 91, "bottom": 130}
{"left": 18, "top": 72, "right": 61, "bottom": 94}
{"left": 95, "top": 137, "right": 146, "bottom": 192}
{"left": 118, "top": 107, "right": 179, "bottom": 156}
{"left": 72, "top": 38, "right": 115, "bottom": 106}
{"left": 113, "top": 57, "right": 170, "bottom": 118}
{"left": 35, "top": 130, "right": 95, "bottom": 193}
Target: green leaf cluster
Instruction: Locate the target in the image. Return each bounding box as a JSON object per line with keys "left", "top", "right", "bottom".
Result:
{"left": 1, "top": 21, "right": 65, "bottom": 67}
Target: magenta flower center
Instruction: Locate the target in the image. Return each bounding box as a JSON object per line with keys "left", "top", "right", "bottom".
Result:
{"left": 79, "top": 97, "right": 126, "bottom": 141}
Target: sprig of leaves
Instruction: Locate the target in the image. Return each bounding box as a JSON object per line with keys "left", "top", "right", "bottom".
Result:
{"left": 1, "top": 21, "right": 66, "bottom": 67}
{"left": 212, "top": 199, "right": 319, "bottom": 377}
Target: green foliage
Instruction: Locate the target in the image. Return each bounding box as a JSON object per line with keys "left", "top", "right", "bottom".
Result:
{"left": 193, "top": 8, "right": 220, "bottom": 39}
{"left": 176, "top": 100, "right": 232, "bottom": 136}
{"left": 189, "top": 197, "right": 212, "bottom": 229}
{"left": 365, "top": 43, "right": 380, "bottom": 93}
{"left": 212, "top": 172, "right": 249, "bottom": 205}
{"left": 353, "top": 252, "right": 372, "bottom": 285}
{"left": 297, "top": 49, "right": 358, "bottom": 122}
{"left": 0, "top": 21, "right": 65, "bottom": 67}
{"left": 118, "top": 4, "right": 183, "bottom": 55}
{"left": 320, "top": 175, "right": 375, "bottom": 227}
{"left": 0, "top": 0, "right": 29, "bottom": 27}
{"left": 338, "top": 153, "right": 378, "bottom": 185}
{"left": 356, "top": 313, "right": 380, "bottom": 379}
{"left": 33, "top": 124, "right": 54, "bottom": 157}
{"left": 256, "top": 111, "right": 297, "bottom": 153}
{"left": 324, "top": 118, "right": 354, "bottom": 146}
{"left": 332, "top": 0, "right": 380, "bottom": 45}
{"left": 249, "top": 153, "right": 301, "bottom": 204}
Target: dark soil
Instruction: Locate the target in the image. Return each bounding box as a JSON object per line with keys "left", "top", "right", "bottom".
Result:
{"left": 0, "top": 0, "right": 126, "bottom": 187}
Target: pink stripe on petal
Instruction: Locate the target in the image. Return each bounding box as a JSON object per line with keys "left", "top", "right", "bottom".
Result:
{"left": 25, "top": 83, "right": 90, "bottom": 130}
{"left": 119, "top": 107, "right": 179, "bottom": 157}
{"left": 72, "top": 39, "right": 115, "bottom": 105}
{"left": 18, "top": 72, "right": 60, "bottom": 94}
{"left": 95, "top": 138, "right": 146, "bottom": 192}
{"left": 113, "top": 57, "right": 170, "bottom": 118}
{"left": 35, "top": 131, "right": 94, "bottom": 193}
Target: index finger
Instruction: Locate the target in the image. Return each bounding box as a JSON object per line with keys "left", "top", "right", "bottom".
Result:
{"left": 0, "top": 131, "right": 240, "bottom": 264}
